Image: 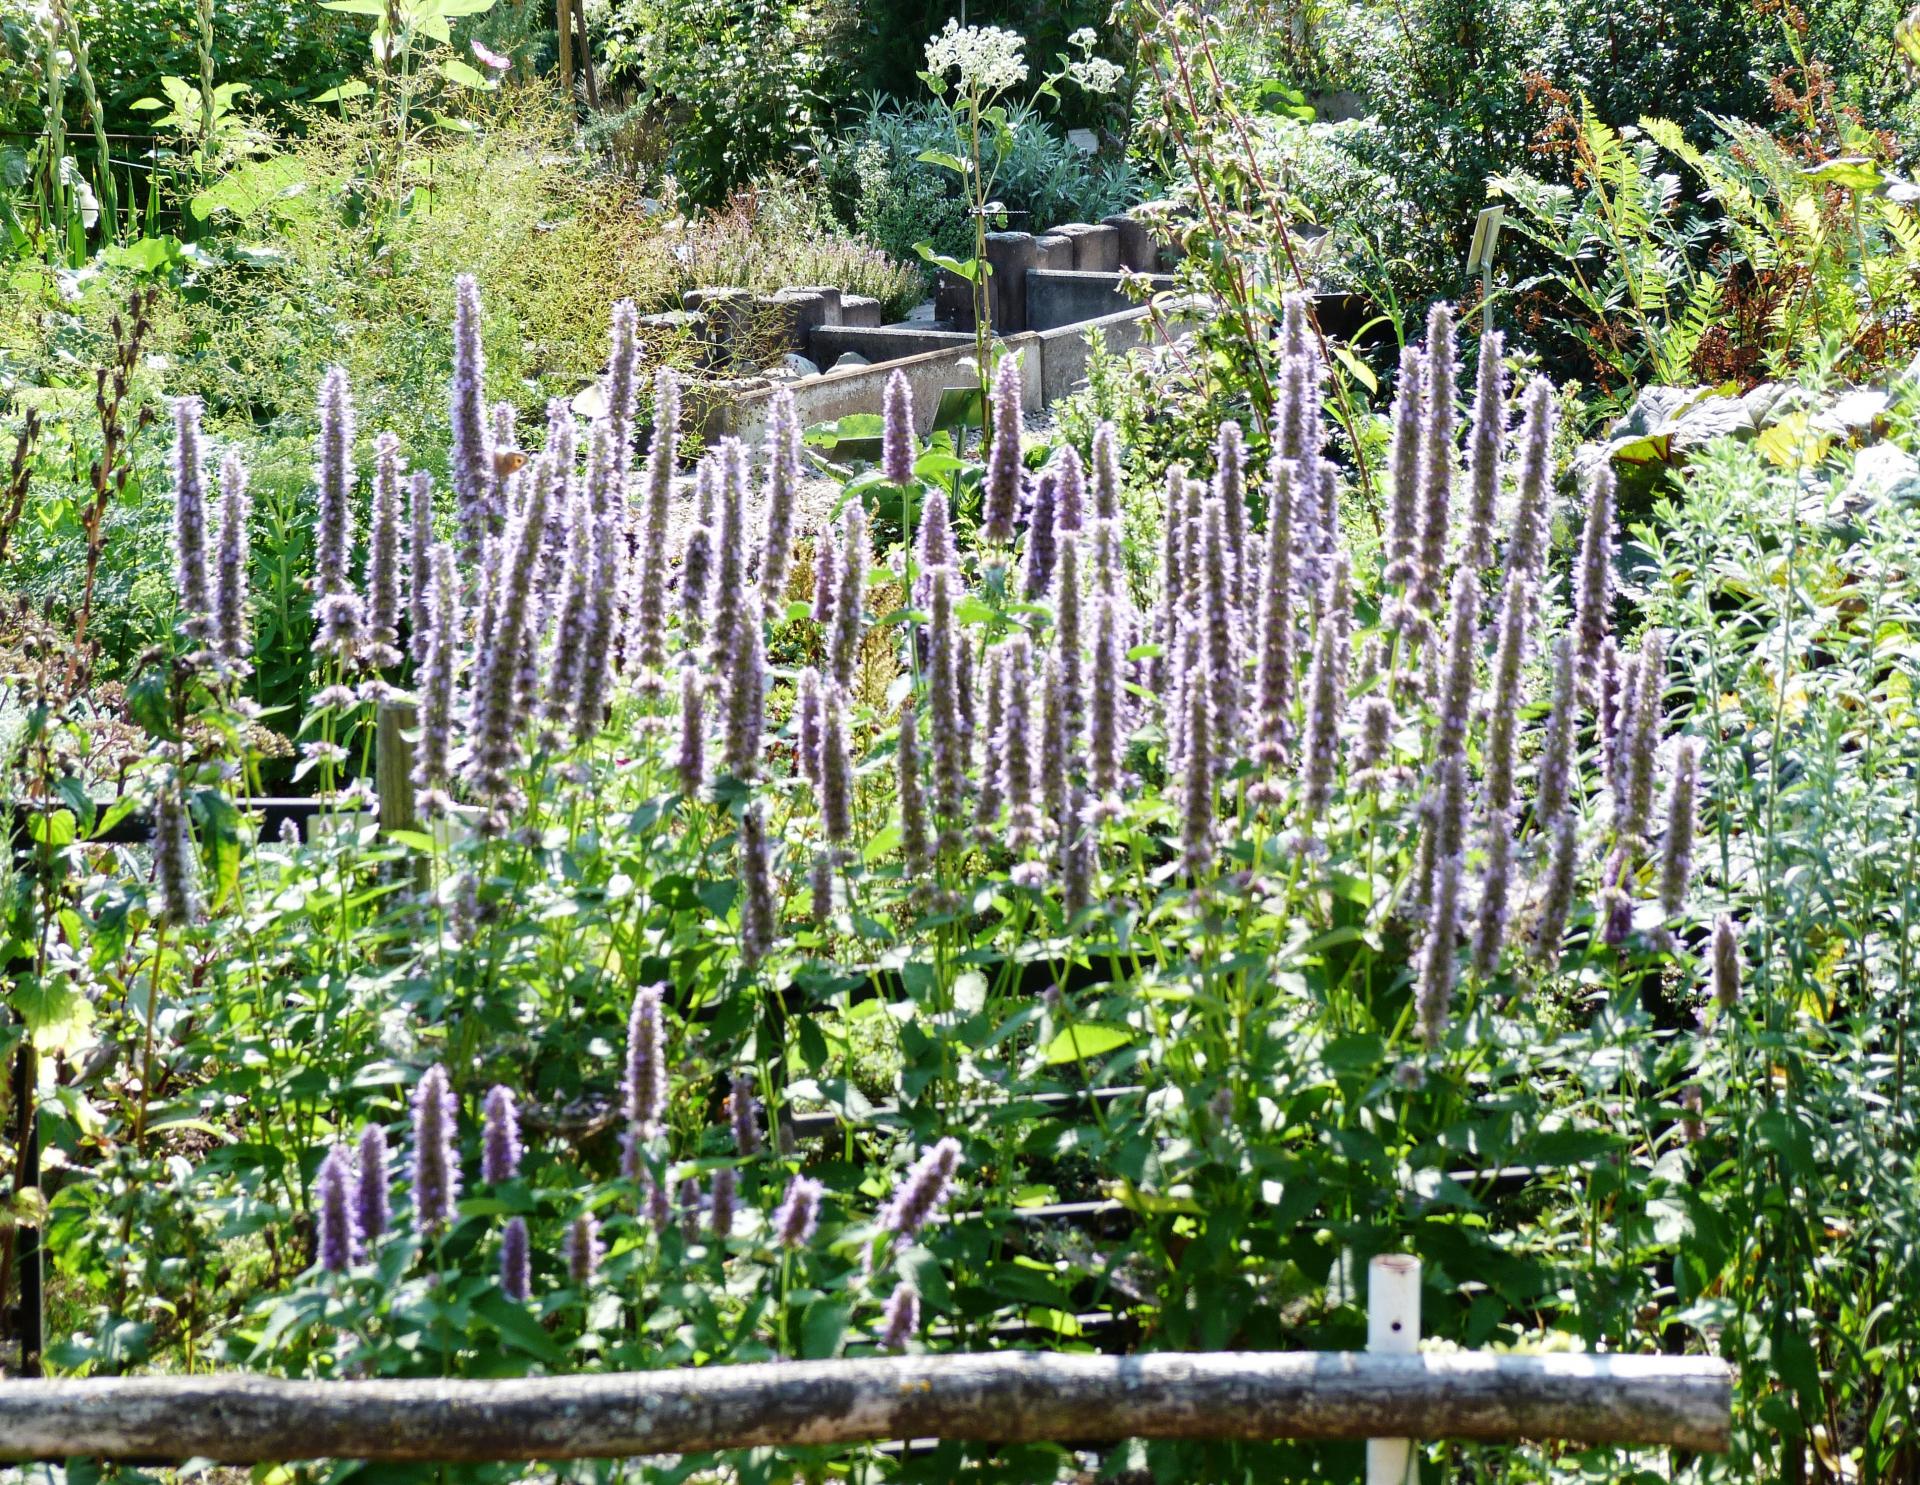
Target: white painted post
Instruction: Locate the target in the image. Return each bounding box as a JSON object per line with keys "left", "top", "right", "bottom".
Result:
{"left": 1366, "top": 1253, "right": 1422, "bottom": 1485}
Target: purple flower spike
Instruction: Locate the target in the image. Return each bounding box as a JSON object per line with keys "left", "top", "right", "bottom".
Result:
{"left": 729, "top": 1071, "right": 763, "bottom": 1155}
{"left": 170, "top": 396, "right": 213, "bottom": 642}
{"left": 450, "top": 274, "right": 491, "bottom": 571}
{"left": 214, "top": 451, "right": 252, "bottom": 668}
{"left": 563, "top": 1213, "right": 603, "bottom": 1286}
{"left": 882, "top": 369, "right": 915, "bottom": 487}
{"left": 761, "top": 390, "right": 802, "bottom": 610}
{"left": 499, "top": 1215, "right": 531, "bottom": 1301}
{"left": 316, "top": 1145, "right": 358, "bottom": 1273}
{"left": 356, "top": 1123, "right": 390, "bottom": 1246}
{"left": 624, "top": 984, "right": 668, "bottom": 1135}
{"left": 710, "top": 1167, "right": 737, "bottom": 1239}
{"left": 409, "top": 1064, "right": 460, "bottom": 1237}
{"left": 482, "top": 1084, "right": 522, "bottom": 1184}
{"left": 880, "top": 1281, "right": 919, "bottom": 1350}
{"left": 773, "top": 1174, "right": 824, "bottom": 1249}
{"left": 982, "top": 354, "right": 1024, "bottom": 544}
{"left": 879, "top": 1136, "right": 961, "bottom": 1241}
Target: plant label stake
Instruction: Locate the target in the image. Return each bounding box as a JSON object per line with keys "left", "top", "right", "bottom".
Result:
{"left": 1465, "top": 206, "right": 1504, "bottom": 333}
{"left": 1366, "top": 1253, "right": 1421, "bottom": 1485}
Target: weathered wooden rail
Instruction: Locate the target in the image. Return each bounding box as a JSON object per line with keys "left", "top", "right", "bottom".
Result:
{"left": 0, "top": 1351, "right": 1732, "bottom": 1462}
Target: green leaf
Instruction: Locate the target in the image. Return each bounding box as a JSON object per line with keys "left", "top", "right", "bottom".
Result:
{"left": 312, "top": 79, "right": 372, "bottom": 103}
{"left": 14, "top": 979, "right": 95, "bottom": 1057}
{"left": 440, "top": 57, "right": 491, "bottom": 88}
{"left": 914, "top": 149, "right": 970, "bottom": 175}
{"left": 914, "top": 242, "right": 979, "bottom": 281}
{"left": 1041, "top": 1023, "right": 1132, "bottom": 1064}
{"left": 1331, "top": 343, "right": 1377, "bottom": 394}
{"left": 475, "top": 1294, "right": 566, "bottom": 1363}
{"left": 800, "top": 1297, "right": 850, "bottom": 1359}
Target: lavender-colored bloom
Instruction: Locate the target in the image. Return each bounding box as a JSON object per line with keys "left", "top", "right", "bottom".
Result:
{"left": 1619, "top": 631, "right": 1667, "bottom": 841}
{"left": 1412, "top": 302, "right": 1457, "bottom": 617}
{"left": 408, "top": 469, "right": 434, "bottom": 639}
{"left": 482, "top": 1085, "right": 522, "bottom": 1183}
{"left": 1533, "top": 811, "right": 1579, "bottom": 965}
{"left": 410, "top": 542, "right": 459, "bottom": 812}
{"left": 880, "top": 1137, "right": 960, "bottom": 1239}
{"left": 410, "top": 1063, "right": 459, "bottom": 1237}
{"left": 624, "top": 984, "right": 668, "bottom": 1135}
{"left": 680, "top": 522, "right": 713, "bottom": 650}
{"left": 1021, "top": 471, "right": 1058, "bottom": 601}
{"left": 153, "top": 784, "right": 200, "bottom": 926}
{"left": 819, "top": 680, "right": 854, "bottom": 843}
{"left": 1039, "top": 652, "right": 1069, "bottom": 829}
{"left": 914, "top": 490, "right": 955, "bottom": 606}
{"left": 879, "top": 1280, "right": 919, "bottom": 1350}
{"left": 796, "top": 665, "right": 824, "bottom": 786}
{"left": 1052, "top": 534, "right": 1084, "bottom": 728}
{"left": 563, "top": 1213, "right": 603, "bottom": 1286}
{"left": 459, "top": 454, "right": 549, "bottom": 807}
{"left": 1197, "top": 497, "right": 1240, "bottom": 742}
{"left": 1711, "top": 915, "right": 1741, "bottom": 1010}
{"left": 1052, "top": 443, "right": 1087, "bottom": 536}
{"left": 1500, "top": 377, "right": 1555, "bottom": 598}
{"left": 739, "top": 800, "right": 777, "bottom": 972}
{"left": 1608, "top": 652, "right": 1641, "bottom": 801}
{"left": 1061, "top": 786, "right": 1094, "bottom": 919}
{"left": 708, "top": 442, "right": 750, "bottom": 675}
{"left": 999, "top": 633, "right": 1044, "bottom": 850}
{"left": 316, "top": 1145, "right": 358, "bottom": 1273}
{"left": 974, "top": 643, "right": 1007, "bottom": 831}
{"left": 170, "top": 396, "right": 212, "bottom": 641}
{"left": 1383, "top": 345, "right": 1426, "bottom": 588}
{"left": 710, "top": 1167, "right": 737, "bottom": 1239}
{"left": 1092, "top": 421, "right": 1121, "bottom": 524}
{"left": 773, "top": 1174, "right": 824, "bottom": 1248}
{"left": 827, "top": 500, "right": 869, "bottom": 689}
{"left": 1416, "top": 834, "right": 1463, "bottom": 1048}
{"left": 364, "top": 431, "right": 405, "bottom": 668}
{"left": 605, "top": 299, "right": 641, "bottom": 489}
{"left": 450, "top": 275, "right": 491, "bottom": 570}
{"left": 313, "top": 367, "right": 364, "bottom": 657}
{"left": 1659, "top": 738, "right": 1699, "bottom": 917}
{"left": 729, "top": 1071, "right": 762, "bottom": 1155}
{"left": 678, "top": 1176, "right": 705, "bottom": 1244}
{"left": 926, "top": 568, "right": 967, "bottom": 848}
{"left": 1180, "top": 659, "right": 1215, "bottom": 878}
{"left": 982, "top": 354, "right": 1024, "bottom": 544}
{"left": 645, "top": 1169, "right": 672, "bottom": 1232}
{"left": 499, "top": 1216, "right": 531, "bottom": 1301}
{"left": 1152, "top": 464, "right": 1191, "bottom": 689}
{"left": 676, "top": 663, "right": 706, "bottom": 795}
{"left": 1535, "top": 637, "right": 1577, "bottom": 828}
{"left": 487, "top": 401, "right": 519, "bottom": 535}
{"left": 811, "top": 527, "right": 840, "bottom": 626}
{"left": 546, "top": 480, "right": 596, "bottom": 729}
{"left": 1298, "top": 555, "right": 1350, "bottom": 818}
{"left": 882, "top": 369, "right": 915, "bottom": 487}
{"left": 571, "top": 427, "right": 622, "bottom": 741}
{"left": 356, "top": 1123, "right": 390, "bottom": 1246}
{"left": 898, "top": 699, "right": 929, "bottom": 873}
{"left": 760, "top": 390, "right": 802, "bottom": 609}
{"left": 1460, "top": 331, "right": 1506, "bottom": 574}
{"left": 213, "top": 451, "right": 252, "bottom": 666}
{"left": 722, "top": 585, "right": 767, "bottom": 778}
{"left": 810, "top": 847, "right": 837, "bottom": 925}
{"left": 1212, "top": 421, "right": 1248, "bottom": 615}
{"left": 1088, "top": 593, "right": 1124, "bottom": 807}
{"left": 1350, "top": 695, "right": 1398, "bottom": 789}
{"left": 1251, "top": 457, "right": 1297, "bottom": 768}
{"left": 1573, "top": 462, "right": 1617, "bottom": 693}
{"left": 629, "top": 369, "right": 681, "bottom": 684}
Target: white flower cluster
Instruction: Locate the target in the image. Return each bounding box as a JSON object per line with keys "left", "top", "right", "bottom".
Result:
{"left": 924, "top": 18, "right": 1029, "bottom": 94}
{"left": 1067, "top": 56, "right": 1124, "bottom": 95}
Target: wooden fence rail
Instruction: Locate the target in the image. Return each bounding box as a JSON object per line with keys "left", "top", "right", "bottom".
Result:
{"left": 0, "top": 1352, "right": 1732, "bottom": 1462}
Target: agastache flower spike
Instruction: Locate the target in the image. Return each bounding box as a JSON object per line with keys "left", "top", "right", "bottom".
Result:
{"left": 499, "top": 1216, "right": 531, "bottom": 1301}
{"left": 316, "top": 1145, "right": 358, "bottom": 1273}
{"left": 1251, "top": 456, "right": 1297, "bottom": 769}
{"left": 880, "top": 1282, "right": 919, "bottom": 1350}
{"left": 605, "top": 299, "right": 641, "bottom": 491}
{"left": 624, "top": 984, "right": 668, "bottom": 1135}
{"left": 709, "top": 1168, "right": 737, "bottom": 1239}
{"left": 796, "top": 665, "right": 824, "bottom": 785}
{"left": 676, "top": 663, "right": 706, "bottom": 796}
{"left": 898, "top": 699, "right": 930, "bottom": 874}
{"left": 1039, "top": 651, "right": 1069, "bottom": 834}
{"left": 170, "top": 396, "right": 213, "bottom": 641}
{"left": 356, "top": 1123, "right": 390, "bottom": 1246}
{"left": 410, "top": 542, "right": 458, "bottom": 812}
{"left": 1198, "top": 497, "right": 1240, "bottom": 742}
{"left": 629, "top": 369, "right": 681, "bottom": 685}
{"left": 153, "top": 783, "right": 201, "bottom": 927}
{"left": 214, "top": 451, "right": 252, "bottom": 667}
{"left": 981, "top": 353, "right": 1024, "bottom": 544}
{"left": 1473, "top": 570, "right": 1533, "bottom": 971}
{"left": 1383, "top": 345, "right": 1426, "bottom": 588}
{"left": 571, "top": 426, "right": 621, "bottom": 740}
{"left": 882, "top": 369, "right": 915, "bottom": 487}
{"left": 1052, "top": 533, "right": 1084, "bottom": 733}
{"left": 1180, "top": 659, "right": 1216, "bottom": 878}
{"left": 680, "top": 521, "right": 713, "bottom": 651}
{"left": 760, "top": 389, "right": 801, "bottom": 609}
{"left": 450, "top": 275, "right": 491, "bottom": 570}
{"left": 1088, "top": 593, "right": 1124, "bottom": 810}
{"left": 926, "top": 567, "right": 967, "bottom": 848}
{"left": 563, "top": 1214, "right": 602, "bottom": 1285}
{"left": 409, "top": 1063, "right": 459, "bottom": 1237}
{"left": 827, "top": 499, "right": 869, "bottom": 689}
{"left": 811, "top": 526, "right": 839, "bottom": 626}
{"left": 1052, "top": 443, "right": 1086, "bottom": 535}
{"left": 708, "top": 442, "right": 749, "bottom": 677}
{"left": 1711, "top": 915, "right": 1742, "bottom": 1009}
{"left": 1213, "top": 421, "right": 1248, "bottom": 614}
{"left": 1412, "top": 301, "right": 1458, "bottom": 619}
{"left": 459, "top": 457, "right": 548, "bottom": 807}
{"left": 678, "top": 1176, "right": 705, "bottom": 1244}
{"left": 914, "top": 490, "right": 954, "bottom": 607}
{"left": 1021, "top": 470, "right": 1057, "bottom": 601}
{"left": 1619, "top": 631, "right": 1667, "bottom": 841}
{"left": 1416, "top": 786, "right": 1464, "bottom": 1047}
{"left": 1533, "top": 811, "right": 1579, "bottom": 966}
{"left": 810, "top": 848, "right": 836, "bottom": 925}
{"left": 974, "top": 644, "right": 1007, "bottom": 831}
{"left": 729, "top": 1071, "right": 762, "bottom": 1155}
{"left": 739, "top": 800, "right": 777, "bottom": 972}
{"left": 819, "top": 680, "right": 854, "bottom": 843}
{"left": 1573, "top": 462, "right": 1617, "bottom": 694}
{"left": 1503, "top": 376, "right": 1555, "bottom": 591}
{"left": 1298, "top": 554, "right": 1351, "bottom": 819}
{"left": 408, "top": 469, "right": 434, "bottom": 639}
{"left": 313, "top": 367, "right": 364, "bottom": 656}
{"left": 773, "top": 1175, "right": 823, "bottom": 1248}
{"left": 1460, "top": 330, "right": 1506, "bottom": 574}
{"left": 880, "top": 1137, "right": 961, "bottom": 1239}
{"left": 1659, "top": 737, "right": 1699, "bottom": 918}
{"left": 1092, "top": 421, "right": 1121, "bottom": 524}
{"left": 1534, "top": 636, "right": 1577, "bottom": 828}
{"left": 364, "top": 431, "right": 405, "bottom": 668}
{"left": 722, "top": 583, "right": 767, "bottom": 778}
{"left": 999, "top": 633, "right": 1044, "bottom": 849}
{"left": 482, "top": 1085, "right": 522, "bottom": 1183}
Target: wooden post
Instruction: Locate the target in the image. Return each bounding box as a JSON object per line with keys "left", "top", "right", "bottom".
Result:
{"left": 554, "top": 0, "right": 572, "bottom": 101}
{"left": 0, "top": 1352, "right": 1734, "bottom": 1461}
{"left": 573, "top": 0, "right": 597, "bottom": 109}
{"left": 1367, "top": 1254, "right": 1422, "bottom": 1485}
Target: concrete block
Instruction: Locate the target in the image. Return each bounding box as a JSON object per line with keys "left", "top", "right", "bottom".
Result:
{"left": 1027, "top": 269, "right": 1176, "bottom": 333}
{"left": 1051, "top": 223, "right": 1121, "bottom": 273}
{"left": 1102, "top": 213, "right": 1158, "bottom": 273}
{"left": 934, "top": 268, "right": 975, "bottom": 330}
{"left": 754, "top": 293, "right": 807, "bottom": 353}
{"left": 809, "top": 324, "right": 975, "bottom": 367}
{"left": 1033, "top": 233, "right": 1073, "bottom": 272}
{"left": 984, "top": 231, "right": 1037, "bottom": 333}
{"left": 782, "top": 285, "right": 843, "bottom": 326}
{"left": 840, "top": 295, "right": 883, "bottom": 328}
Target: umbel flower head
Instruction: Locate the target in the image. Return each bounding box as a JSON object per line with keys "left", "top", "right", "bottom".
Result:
{"left": 924, "top": 17, "right": 1028, "bottom": 92}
